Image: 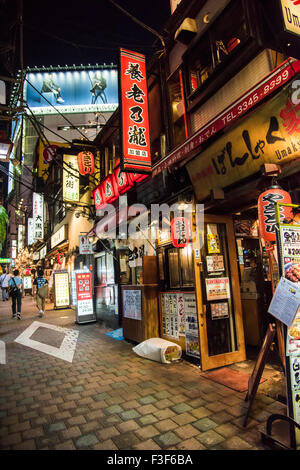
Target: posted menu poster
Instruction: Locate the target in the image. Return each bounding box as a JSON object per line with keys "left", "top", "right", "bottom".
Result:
{"left": 161, "top": 293, "right": 179, "bottom": 339}
{"left": 74, "top": 270, "right": 95, "bottom": 322}
{"left": 287, "top": 313, "right": 300, "bottom": 356}
{"left": 53, "top": 270, "right": 70, "bottom": 308}
{"left": 206, "top": 255, "right": 225, "bottom": 273}
{"left": 123, "top": 289, "right": 142, "bottom": 320}
{"left": 280, "top": 225, "right": 300, "bottom": 287}
{"left": 184, "top": 293, "right": 200, "bottom": 358}
{"left": 205, "top": 277, "right": 230, "bottom": 301}
{"left": 211, "top": 302, "right": 229, "bottom": 320}
{"left": 207, "top": 224, "right": 220, "bottom": 254}
{"left": 268, "top": 276, "right": 300, "bottom": 327}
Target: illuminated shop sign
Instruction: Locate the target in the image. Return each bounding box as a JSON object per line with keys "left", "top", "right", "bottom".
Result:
{"left": 63, "top": 154, "right": 80, "bottom": 202}
{"left": 11, "top": 240, "right": 17, "bottom": 259}
{"left": 27, "top": 218, "right": 34, "bottom": 246}
{"left": 280, "top": 0, "right": 300, "bottom": 37}
{"left": 33, "top": 192, "right": 44, "bottom": 240}
{"left": 171, "top": 217, "right": 191, "bottom": 248}
{"left": 25, "top": 68, "right": 118, "bottom": 115}
{"left": 120, "top": 48, "right": 151, "bottom": 174}
{"left": 77, "top": 151, "right": 94, "bottom": 175}
{"left": 51, "top": 225, "right": 67, "bottom": 249}
{"left": 72, "top": 269, "right": 96, "bottom": 324}
{"left": 102, "top": 175, "right": 119, "bottom": 204}
{"left": 18, "top": 225, "right": 25, "bottom": 252}
{"left": 53, "top": 270, "right": 70, "bottom": 309}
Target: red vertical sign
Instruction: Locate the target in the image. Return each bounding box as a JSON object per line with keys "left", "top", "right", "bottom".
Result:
{"left": 120, "top": 48, "right": 151, "bottom": 174}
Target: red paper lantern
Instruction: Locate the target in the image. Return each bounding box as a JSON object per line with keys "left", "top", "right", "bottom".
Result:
{"left": 171, "top": 217, "right": 190, "bottom": 248}
{"left": 77, "top": 151, "right": 95, "bottom": 175}
{"left": 93, "top": 186, "right": 106, "bottom": 210}
{"left": 258, "top": 186, "right": 292, "bottom": 242}
{"left": 101, "top": 175, "right": 119, "bottom": 203}
{"left": 113, "top": 166, "right": 134, "bottom": 195}
{"left": 57, "top": 253, "right": 64, "bottom": 264}
{"left": 131, "top": 173, "right": 149, "bottom": 183}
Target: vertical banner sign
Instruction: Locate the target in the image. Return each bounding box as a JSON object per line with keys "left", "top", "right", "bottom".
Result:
{"left": 53, "top": 270, "right": 70, "bottom": 309}
{"left": 27, "top": 217, "right": 34, "bottom": 245}
{"left": 63, "top": 155, "right": 80, "bottom": 202}
{"left": 275, "top": 202, "right": 300, "bottom": 448}
{"left": 74, "top": 270, "right": 96, "bottom": 324}
{"left": 18, "top": 225, "right": 25, "bottom": 252}
{"left": 120, "top": 48, "right": 151, "bottom": 174}
{"left": 32, "top": 192, "right": 44, "bottom": 240}
{"left": 11, "top": 239, "right": 17, "bottom": 259}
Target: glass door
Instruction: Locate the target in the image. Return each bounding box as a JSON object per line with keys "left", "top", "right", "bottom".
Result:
{"left": 195, "top": 214, "right": 246, "bottom": 371}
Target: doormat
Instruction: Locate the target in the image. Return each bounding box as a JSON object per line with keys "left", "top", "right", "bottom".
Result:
{"left": 105, "top": 328, "right": 124, "bottom": 341}
{"left": 202, "top": 367, "right": 266, "bottom": 392}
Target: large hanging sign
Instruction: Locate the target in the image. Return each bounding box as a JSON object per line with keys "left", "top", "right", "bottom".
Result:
{"left": 32, "top": 192, "right": 44, "bottom": 240}
{"left": 53, "top": 270, "right": 70, "bottom": 309}
{"left": 187, "top": 77, "right": 300, "bottom": 202}
{"left": 258, "top": 186, "right": 292, "bottom": 242}
{"left": 120, "top": 48, "right": 151, "bottom": 174}
{"left": 63, "top": 154, "right": 80, "bottom": 202}
{"left": 77, "top": 151, "right": 95, "bottom": 175}
{"left": 73, "top": 270, "right": 96, "bottom": 324}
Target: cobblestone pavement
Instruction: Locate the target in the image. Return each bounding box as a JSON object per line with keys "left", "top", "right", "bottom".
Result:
{"left": 0, "top": 296, "right": 287, "bottom": 451}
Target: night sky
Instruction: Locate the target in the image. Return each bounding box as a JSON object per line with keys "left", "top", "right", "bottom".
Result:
{"left": 22, "top": 0, "right": 172, "bottom": 68}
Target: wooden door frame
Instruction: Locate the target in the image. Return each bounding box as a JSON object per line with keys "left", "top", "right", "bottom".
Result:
{"left": 193, "top": 213, "right": 246, "bottom": 371}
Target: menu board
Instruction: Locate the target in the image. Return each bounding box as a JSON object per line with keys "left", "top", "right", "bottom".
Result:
{"left": 205, "top": 277, "right": 230, "bottom": 301}
{"left": 290, "top": 356, "right": 300, "bottom": 426}
{"left": 206, "top": 255, "right": 224, "bottom": 273}
{"left": 123, "top": 289, "right": 142, "bottom": 320}
{"left": 161, "top": 292, "right": 200, "bottom": 358}
{"left": 211, "top": 302, "right": 229, "bottom": 320}
{"left": 74, "top": 270, "right": 95, "bottom": 323}
{"left": 53, "top": 270, "right": 70, "bottom": 309}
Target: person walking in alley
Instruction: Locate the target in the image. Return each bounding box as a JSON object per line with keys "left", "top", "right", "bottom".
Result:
{"left": 8, "top": 270, "right": 23, "bottom": 320}
{"left": 0, "top": 269, "right": 10, "bottom": 301}
{"left": 33, "top": 269, "right": 48, "bottom": 317}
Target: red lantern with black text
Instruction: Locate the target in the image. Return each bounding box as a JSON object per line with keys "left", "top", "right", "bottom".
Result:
{"left": 93, "top": 185, "right": 106, "bottom": 210}
{"left": 171, "top": 217, "right": 190, "bottom": 248}
{"left": 258, "top": 186, "right": 292, "bottom": 242}
{"left": 101, "top": 175, "right": 119, "bottom": 203}
{"left": 113, "top": 165, "right": 134, "bottom": 194}
{"left": 57, "top": 253, "right": 64, "bottom": 265}
{"left": 77, "top": 151, "right": 94, "bottom": 175}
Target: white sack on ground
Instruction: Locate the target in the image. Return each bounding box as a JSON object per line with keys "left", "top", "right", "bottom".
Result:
{"left": 132, "top": 338, "right": 182, "bottom": 364}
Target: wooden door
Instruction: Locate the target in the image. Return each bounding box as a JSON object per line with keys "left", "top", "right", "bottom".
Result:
{"left": 193, "top": 214, "right": 246, "bottom": 371}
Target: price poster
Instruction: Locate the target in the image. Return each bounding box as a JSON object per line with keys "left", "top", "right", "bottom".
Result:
{"left": 280, "top": 226, "right": 300, "bottom": 287}
{"left": 76, "top": 272, "right": 92, "bottom": 301}
{"left": 123, "top": 289, "right": 142, "bottom": 320}
{"left": 206, "top": 255, "right": 225, "bottom": 273}
{"left": 161, "top": 293, "right": 180, "bottom": 339}
{"left": 205, "top": 277, "right": 230, "bottom": 301}
{"left": 53, "top": 270, "right": 70, "bottom": 309}
{"left": 211, "top": 302, "right": 229, "bottom": 320}
{"left": 185, "top": 333, "right": 200, "bottom": 358}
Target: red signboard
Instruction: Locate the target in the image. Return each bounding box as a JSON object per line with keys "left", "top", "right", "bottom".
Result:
{"left": 258, "top": 187, "right": 292, "bottom": 241}
{"left": 43, "top": 144, "right": 58, "bottom": 164}
{"left": 120, "top": 48, "right": 151, "bottom": 174}
{"left": 152, "top": 59, "right": 300, "bottom": 177}
{"left": 171, "top": 217, "right": 190, "bottom": 248}
{"left": 76, "top": 272, "right": 92, "bottom": 301}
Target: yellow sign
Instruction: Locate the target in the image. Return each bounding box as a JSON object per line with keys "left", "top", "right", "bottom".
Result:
{"left": 280, "top": 0, "right": 300, "bottom": 36}
{"left": 38, "top": 140, "right": 69, "bottom": 182}
{"left": 187, "top": 81, "right": 300, "bottom": 201}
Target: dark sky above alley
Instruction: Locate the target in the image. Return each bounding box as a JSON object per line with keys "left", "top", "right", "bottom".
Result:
{"left": 22, "top": 0, "right": 172, "bottom": 68}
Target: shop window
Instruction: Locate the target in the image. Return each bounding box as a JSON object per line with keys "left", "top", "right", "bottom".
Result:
{"left": 167, "top": 69, "right": 187, "bottom": 148}
{"left": 188, "top": 33, "right": 213, "bottom": 94}
{"left": 166, "top": 245, "right": 194, "bottom": 289}
{"left": 211, "top": 1, "right": 248, "bottom": 66}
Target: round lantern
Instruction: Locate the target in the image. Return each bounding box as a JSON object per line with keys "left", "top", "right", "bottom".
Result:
{"left": 258, "top": 186, "right": 292, "bottom": 242}
{"left": 57, "top": 253, "right": 64, "bottom": 265}
{"left": 77, "top": 151, "right": 95, "bottom": 175}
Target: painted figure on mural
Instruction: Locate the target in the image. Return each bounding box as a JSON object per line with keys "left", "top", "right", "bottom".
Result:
{"left": 90, "top": 71, "right": 107, "bottom": 104}
{"left": 41, "top": 74, "right": 64, "bottom": 103}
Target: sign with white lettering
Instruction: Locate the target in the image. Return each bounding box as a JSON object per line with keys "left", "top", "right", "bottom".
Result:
{"left": 32, "top": 192, "right": 44, "bottom": 240}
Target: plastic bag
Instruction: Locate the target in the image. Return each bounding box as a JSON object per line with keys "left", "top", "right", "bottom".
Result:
{"left": 132, "top": 338, "right": 182, "bottom": 364}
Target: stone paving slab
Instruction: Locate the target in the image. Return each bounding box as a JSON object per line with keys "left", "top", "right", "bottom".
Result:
{"left": 0, "top": 297, "right": 287, "bottom": 450}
